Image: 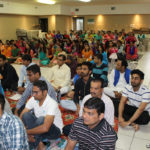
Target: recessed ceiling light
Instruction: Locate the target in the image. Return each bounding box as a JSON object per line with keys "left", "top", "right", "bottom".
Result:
{"left": 79, "top": 0, "right": 91, "bottom": 2}
{"left": 37, "top": 0, "right": 55, "bottom": 5}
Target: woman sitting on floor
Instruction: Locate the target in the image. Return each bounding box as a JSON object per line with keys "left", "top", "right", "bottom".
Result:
{"left": 126, "top": 41, "right": 138, "bottom": 60}
{"left": 82, "top": 43, "right": 93, "bottom": 61}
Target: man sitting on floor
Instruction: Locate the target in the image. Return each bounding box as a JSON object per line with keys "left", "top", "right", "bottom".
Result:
{"left": 20, "top": 80, "right": 63, "bottom": 149}
{"left": 60, "top": 62, "right": 93, "bottom": 114}
{"left": 0, "top": 94, "right": 29, "bottom": 149}
{"left": 79, "top": 78, "right": 114, "bottom": 126}
{"left": 18, "top": 54, "right": 35, "bottom": 94}
{"left": 0, "top": 54, "right": 18, "bottom": 91}
{"left": 15, "top": 64, "right": 56, "bottom": 116}
{"left": 114, "top": 69, "right": 150, "bottom": 131}
{"left": 63, "top": 78, "right": 114, "bottom": 136}
{"left": 65, "top": 98, "right": 117, "bottom": 150}
{"left": 104, "top": 57, "right": 131, "bottom": 99}
{"left": 50, "top": 54, "right": 71, "bottom": 95}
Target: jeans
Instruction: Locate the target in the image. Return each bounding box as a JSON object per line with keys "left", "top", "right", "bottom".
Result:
{"left": 60, "top": 100, "right": 82, "bottom": 111}
{"left": 22, "top": 112, "right": 61, "bottom": 149}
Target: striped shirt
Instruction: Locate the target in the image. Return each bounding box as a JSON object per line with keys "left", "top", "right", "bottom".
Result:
{"left": 122, "top": 84, "right": 150, "bottom": 114}
{"left": 69, "top": 117, "right": 117, "bottom": 150}
{"left": 92, "top": 63, "right": 108, "bottom": 86}
{"left": 0, "top": 112, "right": 29, "bottom": 150}
{"left": 16, "top": 76, "right": 57, "bottom": 109}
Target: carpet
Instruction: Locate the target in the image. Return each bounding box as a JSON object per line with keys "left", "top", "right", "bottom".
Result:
{"left": 5, "top": 91, "right": 118, "bottom": 150}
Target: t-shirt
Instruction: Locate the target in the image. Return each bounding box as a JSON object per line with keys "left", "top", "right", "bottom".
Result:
{"left": 26, "top": 94, "right": 63, "bottom": 132}
{"left": 122, "top": 84, "right": 150, "bottom": 114}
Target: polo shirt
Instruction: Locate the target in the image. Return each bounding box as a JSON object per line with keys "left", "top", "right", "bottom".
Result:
{"left": 69, "top": 117, "right": 117, "bottom": 150}
{"left": 122, "top": 84, "right": 150, "bottom": 114}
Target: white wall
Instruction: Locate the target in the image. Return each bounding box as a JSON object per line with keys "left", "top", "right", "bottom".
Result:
{"left": 1, "top": 2, "right": 150, "bottom": 15}
{"left": 0, "top": 1, "right": 61, "bottom": 15}
{"left": 71, "top": 4, "right": 150, "bottom": 15}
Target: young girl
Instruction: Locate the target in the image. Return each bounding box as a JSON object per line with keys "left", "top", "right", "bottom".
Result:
{"left": 82, "top": 43, "right": 93, "bottom": 61}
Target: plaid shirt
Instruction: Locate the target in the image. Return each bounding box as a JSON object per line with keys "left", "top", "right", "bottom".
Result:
{"left": 0, "top": 112, "right": 29, "bottom": 150}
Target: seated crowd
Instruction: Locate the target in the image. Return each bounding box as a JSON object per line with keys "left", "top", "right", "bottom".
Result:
{"left": 0, "top": 29, "right": 149, "bottom": 150}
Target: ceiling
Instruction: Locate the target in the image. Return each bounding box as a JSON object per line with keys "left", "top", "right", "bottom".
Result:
{"left": 2, "top": 0, "right": 150, "bottom": 6}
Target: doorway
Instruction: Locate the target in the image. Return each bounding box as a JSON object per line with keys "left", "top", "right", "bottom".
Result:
{"left": 73, "top": 17, "right": 84, "bottom": 31}
{"left": 39, "top": 18, "right": 48, "bottom": 32}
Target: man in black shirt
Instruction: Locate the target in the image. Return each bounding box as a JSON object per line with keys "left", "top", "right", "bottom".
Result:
{"left": 60, "top": 62, "right": 93, "bottom": 114}
{"left": 0, "top": 54, "right": 18, "bottom": 91}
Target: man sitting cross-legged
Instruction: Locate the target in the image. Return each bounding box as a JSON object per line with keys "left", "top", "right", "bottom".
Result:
{"left": 114, "top": 69, "right": 150, "bottom": 131}
{"left": 104, "top": 57, "right": 131, "bottom": 99}
{"left": 20, "top": 80, "right": 63, "bottom": 150}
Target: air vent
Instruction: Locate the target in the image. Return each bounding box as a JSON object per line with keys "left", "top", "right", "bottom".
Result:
{"left": 111, "top": 6, "right": 116, "bottom": 10}
{"left": 0, "top": 4, "right": 4, "bottom": 7}
{"left": 75, "top": 8, "right": 79, "bottom": 12}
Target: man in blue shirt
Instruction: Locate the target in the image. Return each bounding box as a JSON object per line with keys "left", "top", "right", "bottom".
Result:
{"left": 18, "top": 54, "right": 34, "bottom": 94}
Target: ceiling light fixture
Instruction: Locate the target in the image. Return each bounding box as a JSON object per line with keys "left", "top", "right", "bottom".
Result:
{"left": 79, "top": 0, "right": 91, "bottom": 2}
{"left": 37, "top": 0, "right": 56, "bottom": 5}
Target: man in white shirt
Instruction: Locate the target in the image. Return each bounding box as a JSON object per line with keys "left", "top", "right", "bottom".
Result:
{"left": 79, "top": 78, "right": 114, "bottom": 126}
{"left": 116, "top": 69, "right": 150, "bottom": 131}
{"left": 63, "top": 78, "right": 114, "bottom": 137}
{"left": 18, "top": 54, "right": 34, "bottom": 94}
{"left": 20, "top": 80, "right": 63, "bottom": 149}
{"left": 50, "top": 54, "right": 71, "bottom": 95}
{"left": 104, "top": 57, "right": 131, "bottom": 99}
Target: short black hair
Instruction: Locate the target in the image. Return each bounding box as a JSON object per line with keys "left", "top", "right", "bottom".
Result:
{"left": 0, "top": 94, "right": 5, "bottom": 111}
{"left": 131, "top": 69, "right": 144, "bottom": 80}
{"left": 82, "top": 61, "right": 92, "bottom": 71}
{"left": 58, "top": 54, "right": 66, "bottom": 61}
{"left": 0, "top": 54, "right": 6, "bottom": 61}
{"left": 117, "top": 57, "right": 128, "bottom": 68}
{"left": 22, "top": 54, "right": 32, "bottom": 62}
{"left": 84, "top": 97, "right": 105, "bottom": 115}
{"left": 76, "top": 63, "right": 82, "bottom": 68}
{"left": 33, "top": 80, "right": 48, "bottom": 92}
{"left": 91, "top": 78, "right": 104, "bottom": 88}
{"left": 27, "top": 64, "right": 41, "bottom": 76}
{"left": 94, "top": 53, "right": 103, "bottom": 61}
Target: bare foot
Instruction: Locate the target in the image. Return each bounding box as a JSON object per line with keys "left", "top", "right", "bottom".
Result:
{"left": 132, "top": 123, "right": 139, "bottom": 131}
{"left": 37, "top": 142, "right": 46, "bottom": 150}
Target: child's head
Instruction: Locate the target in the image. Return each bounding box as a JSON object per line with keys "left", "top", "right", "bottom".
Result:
{"left": 76, "top": 63, "right": 82, "bottom": 76}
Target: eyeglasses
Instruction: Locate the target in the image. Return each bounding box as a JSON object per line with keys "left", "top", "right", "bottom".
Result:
{"left": 32, "top": 90, "right": 40, "bottom": 95}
